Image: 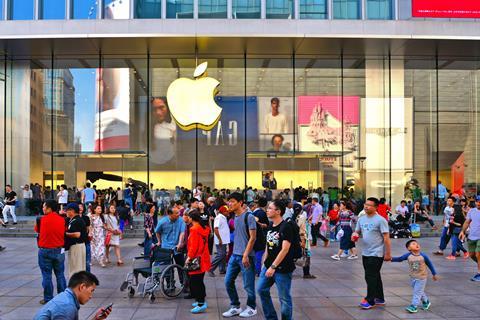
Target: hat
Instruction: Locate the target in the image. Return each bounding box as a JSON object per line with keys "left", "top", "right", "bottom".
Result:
{"left": 219, "top": 205, "right": 229, "bottom": 214}
{"left": 476, "top": 195, "right": 480, "bottom": 201}
{"left": 66, "top": 203, "right": 79, "bottom": 213}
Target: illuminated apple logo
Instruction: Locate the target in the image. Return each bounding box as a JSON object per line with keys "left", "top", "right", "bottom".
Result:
{"left": 167, "top": 62, "right": 222, "bottom": 131}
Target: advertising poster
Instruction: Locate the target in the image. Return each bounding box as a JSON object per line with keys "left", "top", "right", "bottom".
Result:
{"left": 257, "top": 97, "right": 294, "bottom": 152}
{"left": 413, "top": 0, "right": 480, "bottom": 18}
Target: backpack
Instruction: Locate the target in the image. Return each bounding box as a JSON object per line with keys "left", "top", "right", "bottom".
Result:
{"left": 244, "top": 212, "right": 266, "bottom": 252}
{"left": 284, "top": 217, "right": 303, "bottom": 260}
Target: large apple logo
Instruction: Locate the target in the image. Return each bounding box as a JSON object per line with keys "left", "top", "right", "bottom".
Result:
{"left": 167, "top": 62, "right": 222, "bottom": 131}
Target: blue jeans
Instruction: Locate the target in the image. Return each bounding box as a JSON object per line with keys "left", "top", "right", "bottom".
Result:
{"left": 410, "top": 278, "right": 428, "bottom": 307}
{"left": 255, "top": 250, "right": 264, "bottom": 276}
{"left": 224, "top": 254, "right": 256, "bottom": 309}
{"left": 257, "top": 267, "right": 293, "bottom": 320}
{"left": 144, "top": 232, "right": 156, "bottom": 258}
{"left": 439, "top": 226, "right": 451, "bottom": 251}
{"left": 451, "top": 233, "right": 467, "bottom": 256}
{"left": 38, "top": 248, "right": 67, "bottom": 302}
{"left": 329, "top": 222, "right": 337, "bottom": 241}
{"left": 85, "top": 243, "right": 91, "bottom": 273}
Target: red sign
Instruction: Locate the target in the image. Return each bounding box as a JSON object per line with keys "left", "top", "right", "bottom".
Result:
{"left": 413, "top": 0, "right": 480, "bottom": 18}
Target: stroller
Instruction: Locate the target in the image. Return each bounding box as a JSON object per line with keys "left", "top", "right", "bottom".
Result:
{"left": 120, "top": 246, "right": 187, "bottom": 303}
{"left": 389, "top": 213, "right": 412, "bottom": 239}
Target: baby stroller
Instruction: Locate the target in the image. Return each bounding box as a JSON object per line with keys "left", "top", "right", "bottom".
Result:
{"left": 389, "top": 213, "right": 412, "bottom": 239}
{"left": 120, "top": 246, "right": 187, "bottom": 303}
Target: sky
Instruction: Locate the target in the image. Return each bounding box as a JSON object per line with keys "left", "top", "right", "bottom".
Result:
{"left": 71, "top": 69, "right": 96, "bottom": 151}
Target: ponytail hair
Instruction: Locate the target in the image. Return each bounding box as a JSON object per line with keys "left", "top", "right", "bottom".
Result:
{"left": 188, "top": 209, "right": 207, "bottom": 229}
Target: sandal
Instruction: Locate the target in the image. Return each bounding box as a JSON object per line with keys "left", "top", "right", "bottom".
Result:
{"left": 117, "top": 261, "right": 124, "bottom": 266}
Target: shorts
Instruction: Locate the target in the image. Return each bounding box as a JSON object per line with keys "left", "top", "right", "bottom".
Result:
{"left": 467, "top": 239, "right": 480, "bottom": 253}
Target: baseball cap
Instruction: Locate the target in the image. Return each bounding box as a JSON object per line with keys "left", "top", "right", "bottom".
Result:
{"left": 66, "top": 203, "right": 79, "bottom": 213}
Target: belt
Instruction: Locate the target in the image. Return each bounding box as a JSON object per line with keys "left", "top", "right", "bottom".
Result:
{"left": 39, "top": 247, "right": 63, "bottom": 250}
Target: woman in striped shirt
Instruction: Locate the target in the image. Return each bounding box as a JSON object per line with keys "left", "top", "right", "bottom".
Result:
{"left": 331, "top": 201, "right": 358, "bottom": 260}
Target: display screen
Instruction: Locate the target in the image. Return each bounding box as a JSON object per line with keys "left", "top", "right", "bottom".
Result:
{"left": 412, "top": 0, "right": 480, "bottom": 18}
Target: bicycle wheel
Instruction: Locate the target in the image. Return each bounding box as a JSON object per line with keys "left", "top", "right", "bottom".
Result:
{"left": 160, "top": 264, "right": 186, "bottom": 299}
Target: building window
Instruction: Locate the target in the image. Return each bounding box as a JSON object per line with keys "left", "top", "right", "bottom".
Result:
{"left": 104, "top": 0, "right": 130, "bottom": 19}
{"left": 166, "top": 0, "right": 193, "bottom": 18}
{"left": 39, "top": 0, "right": 66, "bottom": 20}
{"left": 134, "top": 0, "right": 161, "bottom": 18}
{"left": 0, "top": 0, "right": 4, "bottom": 20}
{"left": 232, "top": 0, "right": 260, "bottom": 18}
{"left": 266, "top": 0, "right": 294, "bottom": 19}
{"left": 8, "top": 0, "right": 34, "bottom": 20}
{"left": 333, "top": 0, "right": 360, "bottom": 19}
{"left": 366, "top": 0, "right": 393, "bottom": 20}
{"left": 71, "top": 0, "right": 98, "bottom": 19}
{"left": 199, "top": 0, "right": 227, "bottom": 18}
{"left": 299, "top": 0, "right": 327, "bottom": 19}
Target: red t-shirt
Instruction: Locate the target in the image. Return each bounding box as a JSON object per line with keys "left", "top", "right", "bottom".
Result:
{"left": 377, "top": 204, "right": 390, "bottom": 221}
{"left": 328, "top": 209, "right": 339, "bottom": 223}
{"left": 35, "top": 212, "right": 66, "bottom": 248}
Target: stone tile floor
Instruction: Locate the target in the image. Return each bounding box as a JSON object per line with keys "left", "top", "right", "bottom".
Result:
{"left": 0, "top": 237, "right": 478, "bottom": 319}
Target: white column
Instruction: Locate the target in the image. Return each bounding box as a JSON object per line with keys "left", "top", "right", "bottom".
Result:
{"left": 66, "top": 0, "right": 71, "bottom": 19}
{"left": 162, "top": 0, "right": 167, "bottom": 18}
{"left": 394, "top": 0, "right": 399, "bottom": 20}
{"left": 194, "top": 0, "right": 198, "bottom": 18}
{"left": 227, "top": 0, "right": 232, "bottom": 18}
{"left": 34, "top": 0, "right": 39, "bottom": 19}
{"left": 328, "top": 0, "right": 332, "bottom": 19}
{"left": 130, "top": 0, "right": 134, "bottom": 18}
{"left": 261, "top": 0, "right": 266, "bottom": 19}
{"left": 97, "top": 0, "right": 103, "bottom": 18}
{"left": 361, "top": 0, "right": 365, "bottom": 20}
{"left": 294, "top": 0, "right": 299, "bottom": 19}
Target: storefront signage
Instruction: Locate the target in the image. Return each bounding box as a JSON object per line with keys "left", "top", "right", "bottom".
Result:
{"left": 167, "top": 62, "right": 222, "bottom": 131}
{"left": 413, "top": 0, "right": 480, "bottom": 18}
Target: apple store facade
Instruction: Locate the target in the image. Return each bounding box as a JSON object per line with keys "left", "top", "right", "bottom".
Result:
{"left": 1, "top": 18, "right": 480, "bottom": 207}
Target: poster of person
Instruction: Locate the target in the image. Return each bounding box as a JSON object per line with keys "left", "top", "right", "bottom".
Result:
{"left": 262, "top": 171, "right": 277, "bottom": 190}
{"left": 297, "top": 96, "right": 360, "bottom": 152}
{"left": 150, "top": 97, "right": 177, "bottom": 165}
{"left": 257, "top": 97, "right": 294, "bottom": 151}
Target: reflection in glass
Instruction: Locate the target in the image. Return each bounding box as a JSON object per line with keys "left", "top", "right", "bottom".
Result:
{"left": 104, "top": 0, "right": 130, "bottom": 19}
{"left": 0, "top": 0, "right": 4, "bottom": 20}
{"left": 366, "top": 0, "right": 392, "bottom": 20}
{"left": 166, "top": 0, "right": 194, "bottom": 18}
{"left": 134, "top": 0, "right": 161, "bottom": 18}
{"left": 39, "top": 0, "right": 66, "bottom": 19}
{"left": 9, "top": 0, "right": 34, "bottom": 20}
{"left": 300, "top": 0, "right": 327, "bottom": 19}
{"left": 232, "top": 0, "right": 260, "bottom": 19}
{"left": 333, "top": 0, "right": 360, "bottom": 19}
{"left": 71, "top": 0, "right": 98, "bottom": 19}
{"left": 266, "top": 0, "right": 294, "bottom": 19}
{"left": 199, "top": 0, "right": 227, "bottom": 18}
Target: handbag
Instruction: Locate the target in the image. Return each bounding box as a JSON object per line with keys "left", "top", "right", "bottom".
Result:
{"left": 105, "top": 232, "right": 112, "bottom": 246}
{"left": 294, "top": 249, "right": 308, "bottom": 267}
{"left": 184, "top": 257, "right": 201, "bottom": 271}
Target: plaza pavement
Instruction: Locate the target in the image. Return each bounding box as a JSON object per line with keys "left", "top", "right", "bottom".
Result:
{"left": 0, "top": 237, "right": 478, "bottom": 320}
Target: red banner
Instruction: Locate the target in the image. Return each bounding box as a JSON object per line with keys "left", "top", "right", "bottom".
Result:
{"left": 413, "top": 0, "right": 480, "bottom": 18}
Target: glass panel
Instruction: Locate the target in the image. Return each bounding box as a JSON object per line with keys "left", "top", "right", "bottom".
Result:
{"left": 300, "top": 0, "right": 327, "bottom": 19}
{"left": 199, "top": 0, "right": 227, "bottom": 18}
{"left": 166, "top": 0, "right": 193, "bottom": 18}
{"left": 71, "top": 0, "right": 98, "bottom": 19}
{"left": 333, "top": 0, "right": 360, "bottom": 19}
{"left": 266, "top": 0, "right": 294, "bottom": 19}
{"left": 0, "top": 0, "right": 4, "bottom": 20}
{"left": 366, "top": 0, "right": 392, "bottom": 20}
{"left": 39, "top": 0, "right": 66, "bottom": 19}
{"left": 104, "top": 0, "right": 130, "bottom": 19}
{"left": 9, "top": 0, "right": 34, "bottom": 20}
{"left": 232, "top": 0, "right": 260, "bottom": 19}
{"left": 134, "top": 0, "right": 161, "bottom": 18}
{"left": 0, "top": 57, "right": 4, "bottom": 192}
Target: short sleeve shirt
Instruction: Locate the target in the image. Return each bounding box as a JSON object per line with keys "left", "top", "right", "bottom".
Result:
{"left": 213, "top": 214, "right": 230, "bottom": 245}
{"left": 65, "top": 216, "right": 87, "bottom": 250}
{"left": 233, "top": 211, "right": 257, "bottom": 257}
{"left": 5, "top": 191, "right": 16, "bottom": 205}
{"left": 82, "top": 188, "right": 95, "bottom": 202}
{"left": 395, "top": 205, "right": 409, "bottom": 215}
{"left": 264, "top": 220, "right": 295, "bottom": 273}
{"left": 466, "top": 208, "right": 480, "bottom": 240}
{"left": 444, "top": 206, "right": 454, "bottom": 227}
{"left": 355, "top": 213, "right": 389, "bottom": 257}
{"left": 155, "top": 216, "right": 186, "bottom": 250}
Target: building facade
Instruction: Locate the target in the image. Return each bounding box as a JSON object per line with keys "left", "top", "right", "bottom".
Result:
{"left": 1, "top": 0, "right": 479, "bottom": 210}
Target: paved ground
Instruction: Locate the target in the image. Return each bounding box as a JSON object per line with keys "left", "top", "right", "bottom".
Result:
{"left": 0, "top": 237, "right": 478, "bottom": 320}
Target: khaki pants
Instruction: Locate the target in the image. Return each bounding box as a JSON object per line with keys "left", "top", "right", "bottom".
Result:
{"left": 68, "top": 243, "right": 86, "bottom": 278}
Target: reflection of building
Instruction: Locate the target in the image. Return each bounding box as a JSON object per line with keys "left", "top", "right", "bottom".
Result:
{"left": 30, "top": 69, "right": 45, "bottom": 184}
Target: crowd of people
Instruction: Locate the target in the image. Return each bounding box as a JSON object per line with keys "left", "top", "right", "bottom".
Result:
{"left": 1, "top": 180, "right": 479, "bottom": 319}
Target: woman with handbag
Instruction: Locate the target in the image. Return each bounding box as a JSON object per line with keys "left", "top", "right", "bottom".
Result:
{"left": 90, "top": 204, "right": 106, "bottom": 268}
{"left": 104, "top": 204, "right": 124, "bottom": 266}
{"left": 185, "top": 209, "right": 211, "bottom": 314}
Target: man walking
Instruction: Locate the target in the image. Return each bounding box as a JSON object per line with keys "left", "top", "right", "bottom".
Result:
{"left": 353, "top": 197, "right": 391, "bottom": 309}
{"left": 433, "top": 196, "right": 455, "bottom": 256}
{"left": 155, "top": 205, "right": 186, "bottom": 268}
{"left": 3, "top": 185, "right": 18, "bottom": 224}
{"left": 81, "top": 183, "right": 96, "bottom": 208}
{"left": 65, "top": 203, "right": 87, "bottom": 278}
{"left": 459, "top": 195, "right": 480, "bottom": 281}
{"left": 257, "top": 200, "right": 295, "bottom": 320}
{"left": 223, "top": 192, "right": 257, "bottom": 318}
{"left": 209, "top": 205, "right": 230, "bottom": 276}
{"left": 35, "top": 200, "right": 67, "bottom": 305}
{"left": 310, "top": 197, "right": 328, "bottom": 247}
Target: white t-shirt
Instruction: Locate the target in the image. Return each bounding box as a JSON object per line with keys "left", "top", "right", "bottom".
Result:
{"left": 23, "top": 189, "right": 33, "bottom": 199}
{"left": 213, "top": 214, "right": 230, "bottom": 245}
{"left": 264, "top": 113, "right": 288, "bottom": 134}
{"left": 395, "top": 205, "right": 409, "bottom": 216}
{"left": 193, "top": 188, "right": 202, "bottom": 201}
{"left": 444, "top": 206, "right": 454, "bottom": 227}
{"left": 58, "top": 190, "right": 68, "bottom": 204}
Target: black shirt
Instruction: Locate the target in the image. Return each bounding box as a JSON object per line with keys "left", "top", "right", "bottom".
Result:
{"left": 117, "top": 206, "right": 130, "bottom": 221}
{"left": 81, "top": 214, "right": 91, "bottom": 244}
{"left": 65, "top": 215, "right": 87, "bottom": 250}
{"left": 5, "top": 191, "right": 16, "bottom": 205}
{"left": 264, "top": 220, "right": 295, "bottom": 273}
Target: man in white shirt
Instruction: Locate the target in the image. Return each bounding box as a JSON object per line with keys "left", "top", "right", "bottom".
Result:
{"left": 23, "top": 184, "right": 34, "bottom": 215}
{"left": 209, "top": 205, "right": 230, "bottom": 276}
{"left": 395, "top": 200, "right": 410, "bottom": 223}
{"left": 264, "top": 97, "right": 288, "bottom": 134}
{"left": 434, "top": 196, "right": 455, "bottom": 256}
{"left": 193, "top": 183, "right": 203, "bottom": 201}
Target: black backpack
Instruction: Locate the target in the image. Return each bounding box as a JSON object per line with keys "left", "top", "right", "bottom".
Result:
{"left": 285, "top": 217, "right": 303, "bottom": 260}
{"left": 244, "top": 212, "right": 266, "bottom": 252}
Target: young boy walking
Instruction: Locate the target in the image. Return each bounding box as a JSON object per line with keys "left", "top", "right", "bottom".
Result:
{"left": 391, "top": 240, "right": 438, "bottom": 313}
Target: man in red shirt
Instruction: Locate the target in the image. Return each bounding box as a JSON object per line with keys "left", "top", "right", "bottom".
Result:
{"left": 34, "top": 200, "right": 67, "bottom": 305}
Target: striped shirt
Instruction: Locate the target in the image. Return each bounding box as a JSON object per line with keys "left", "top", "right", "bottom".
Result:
{"left": 338, "top": 210, "right": 355, "bottom": 227}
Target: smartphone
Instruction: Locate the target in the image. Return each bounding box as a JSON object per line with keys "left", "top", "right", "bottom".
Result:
{"left": 99, "top": 303, "right": 113, "bottom": 317}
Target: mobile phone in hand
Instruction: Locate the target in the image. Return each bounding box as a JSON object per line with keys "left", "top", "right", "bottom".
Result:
{"left": 99, "top": 303, "right": 113, "bottom": 317}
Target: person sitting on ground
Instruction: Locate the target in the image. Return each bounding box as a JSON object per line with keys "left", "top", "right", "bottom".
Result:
{"left": 412, "top": 201, "right": 437, "bottom": 230}
{"left": 33, "top": 271, "right": 111, "bottom": 320}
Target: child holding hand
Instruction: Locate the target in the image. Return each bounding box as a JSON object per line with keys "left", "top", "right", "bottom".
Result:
{"left": 390, "top": 240, "right": 438, "bottom": 313}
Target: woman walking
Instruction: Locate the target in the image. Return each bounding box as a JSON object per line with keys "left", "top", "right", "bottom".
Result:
{"left": 185, "top": 209, "right": 211, "bottom": 314}
{"left": 104, "top": 204, "right": 124, "bottom": 266}
{"left": 90, "top": 204, "right": 106, "bottom": 268}
{"left": 331, "top": 201, "right": 358, "bottom": 260}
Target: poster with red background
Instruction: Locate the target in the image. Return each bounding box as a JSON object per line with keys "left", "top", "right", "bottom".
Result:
{"left": 413, "top": 0, "right": 480, "bottom": 18}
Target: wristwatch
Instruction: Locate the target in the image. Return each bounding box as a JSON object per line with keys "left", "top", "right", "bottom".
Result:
{"left": 271, "top": 263, "right": 277, "bottom": 270}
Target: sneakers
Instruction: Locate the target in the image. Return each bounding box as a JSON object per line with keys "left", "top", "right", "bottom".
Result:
{"left": 422, "top": 300, "right": 431, "bottom": 310}
{"left": 471, "top": 273, "right": 480, "bottom": 282}
{"left": 463, "top": 252, "right": 470, "bottom": 259}
{"left": 191, "top": 303, "right": 208, "bottom": 314}
{"left": 359, "top": 299, "right": 374, "bottom": 309}
{"left": 303, "top": 274, "right": 316, "bottom": 279}
{"left": 340, "top": 252, "right": 349, "bottom": 258}
{"left": 330, "top": 254, "right": 341, "bottom": 261}
{"left": 405, "top": 305, "right": 418, "bottom": 313}
{"left": 0, "top": 246, "right": 5, "bottom": 252}
{"left": 347, "top": 255, "right": 358, "bottom": 260}
{"left": 445, "top": 255, "right": 456, "bottom": 260}
{"left": 239, "top": 307, "right": 257, "bottom": 318}
{"left": 374, "top": 298, "right": 386, "bottom": 306}
{"left": 222, "top": 306, "right": 242, "bottom": 318}
{"left": 432, "top": 251, "right": 443, "bottom": 256}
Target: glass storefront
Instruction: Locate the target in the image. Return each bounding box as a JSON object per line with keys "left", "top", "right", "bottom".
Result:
{"left": 0, "top": 53, "right": 479, "bottom": 213}
{"left": 134, "top": 0, "right": 162, "bottom": 19}
{"left": 39, "top": 0, "right": 66, "bottom": 19}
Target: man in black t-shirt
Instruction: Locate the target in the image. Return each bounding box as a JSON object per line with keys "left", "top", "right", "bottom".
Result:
{"left": 65, "top": 203, "right": 87, "bottom": 278}
{"left": 257, "top": 199, "right": 295, "bottom": 320}
{"left": 252, "top": 198, "right": 269, "bottom": 276}
{"left": 2, "top": 185, "right": 18, "bottom": 224}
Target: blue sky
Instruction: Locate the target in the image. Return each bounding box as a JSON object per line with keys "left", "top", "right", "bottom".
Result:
{"left": 71, "top": 69, "right": 96, "bottom": 151}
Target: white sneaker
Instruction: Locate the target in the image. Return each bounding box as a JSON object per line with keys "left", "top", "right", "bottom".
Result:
{"left": 347, "top": 255, "right": 358, "bottom": 260}
{"left": 222, "top": 306, "right": 242, "bottom": 318}
{"left": 340, "top": 252, "right": 349, "bottom": 258}
{"left": 330, "top": 254, "right": 341, "bottom": 261}
{"left": 239, "top": 307, "right": 257, "bottom": 318}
